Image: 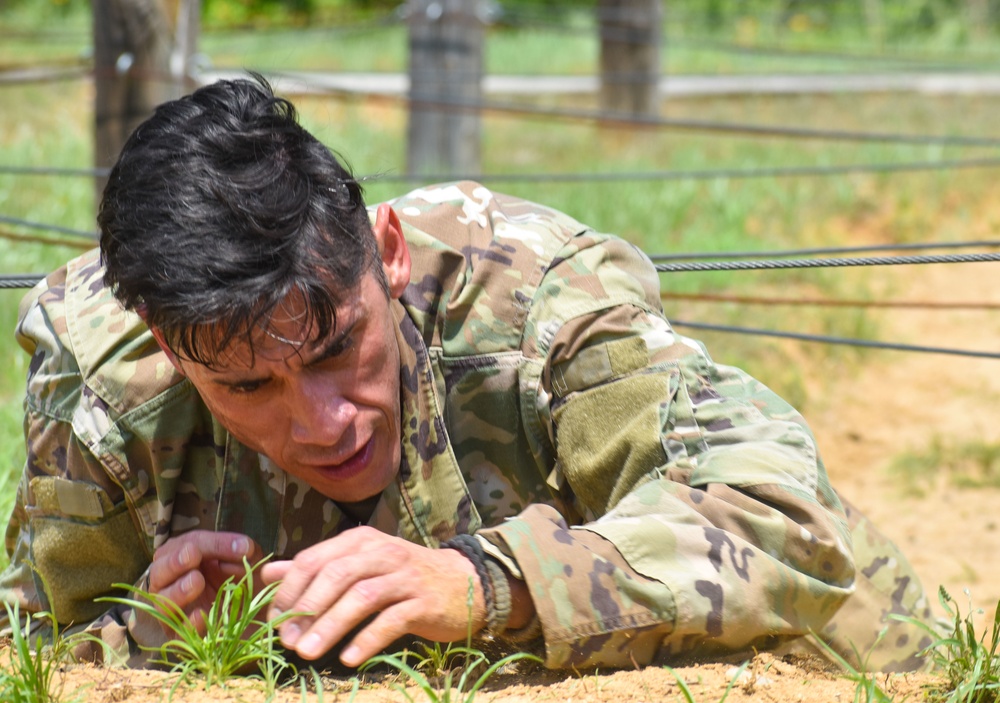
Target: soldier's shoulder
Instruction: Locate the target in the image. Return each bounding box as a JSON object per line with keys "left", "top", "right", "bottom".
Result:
{"left": 26, "top": 249, "right": 186, "bottom": 417}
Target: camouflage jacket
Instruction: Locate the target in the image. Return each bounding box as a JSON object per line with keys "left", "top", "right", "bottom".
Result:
{"left": 1, "top": 182, "right": 930, "bottom": 670}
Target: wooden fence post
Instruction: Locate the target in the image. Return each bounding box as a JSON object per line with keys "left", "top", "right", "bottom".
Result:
{"left": 405, "top": 0, "right": 492, "bottom": 178}
{"left": 92, "top": 0, "right": 186, "bottom": 205}
{"left": 597, "top": 0, "right": 663, "bottom": 118}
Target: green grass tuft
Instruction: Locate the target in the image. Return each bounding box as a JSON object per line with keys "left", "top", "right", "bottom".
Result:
{"left": 98, "top": 557, "right": 298, "bottom": 692}
{"left": 893, "top": 586, "right": 1000, "bottom": 703}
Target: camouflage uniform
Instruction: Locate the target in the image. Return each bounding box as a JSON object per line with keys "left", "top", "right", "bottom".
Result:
{"left": 1, "top": 182, "right": 933, "bottom": 670}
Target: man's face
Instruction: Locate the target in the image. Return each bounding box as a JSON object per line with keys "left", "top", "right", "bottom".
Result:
{"left": 173, "top": 273, "right": 403, "bottom": 503}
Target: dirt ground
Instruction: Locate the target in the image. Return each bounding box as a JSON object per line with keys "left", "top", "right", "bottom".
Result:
{"left": 12, "top": 247, "right": 1000, "bottom": 702}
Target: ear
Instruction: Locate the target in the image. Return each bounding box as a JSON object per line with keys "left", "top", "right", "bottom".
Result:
{"left": 137, "top": 309, "right": 187, "bottom": 377}
{"left": 372, "top": 203, "right": 411, "bottom": 299}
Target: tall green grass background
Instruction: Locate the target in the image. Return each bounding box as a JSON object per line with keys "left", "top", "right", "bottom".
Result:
{"left": 2, "top": 1, "right": 1000, "bottom": 570}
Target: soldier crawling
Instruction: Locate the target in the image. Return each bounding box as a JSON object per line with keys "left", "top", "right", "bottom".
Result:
{"left": 1, "top": 75, "right": 934, "bottom": 672}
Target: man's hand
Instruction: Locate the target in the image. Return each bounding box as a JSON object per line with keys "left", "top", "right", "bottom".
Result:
{"left": 260, "top": 527, "right": 487, "bottom": 668}
{"left": 148, "top": 530, "right": 263, "bottom": 635}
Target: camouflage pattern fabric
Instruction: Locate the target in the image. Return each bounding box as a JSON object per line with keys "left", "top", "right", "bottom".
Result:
{"left": 0, "top": 181, "right": 933, "bottom": 670}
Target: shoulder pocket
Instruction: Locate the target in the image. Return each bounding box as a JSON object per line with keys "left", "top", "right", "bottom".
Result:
{"left": 553, "top": 368, "right": 679, "bottom": 516}
{"left": 27, "top": 477, "right": 148, "bottom": 625}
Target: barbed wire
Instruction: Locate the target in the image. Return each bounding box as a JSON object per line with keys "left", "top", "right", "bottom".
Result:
{"left": 0, "top": 165, "right": 109, "bottom": 177}
{"left": 7, "top": 60, "right": 1000, "bottom": 155}
{"left": 7, "top": 59, "right": 1000, "bottom": 154}
{"left": 671, "top": 319, "right": 1000, "bottom": 360}
{"left": 2, "top": 250, "right": 996, "bottom": 291}
{"left": 0, "top": 206, "right": 1000, "bottom": 271}
{"left": 661, "top": 291, "right": 1000, "bottom": 310}
{"left": 1, "top": 250, "right": 995, "bottom": 359}
{"left": 2, "top": 274, "right": 995, "bottom": 359}
{"left": 7, "top": 156, "right": 1000, "bottom": 184}
{"left": 654, "top": 251, "right": 1000, "bottom": 272}
{"left": 0, "top": 23, "right": 994, "bottom": 377}
{"left": 0, "top": 216, "right": 96, "bottom": 240}
{"left": 0, "top": 228, "right": 93, "bottom": 250}
{"left": 648, "top": 240, "right": 1000, "bottom": 262}
{"left": 366, "top": 157, "right": 1000, "bottom": 184}
{"left": 0, "top": 275, "right": 46, "bottom": 290}
{"left": 252, "top": 75, "right": 1000, "bottom": 147}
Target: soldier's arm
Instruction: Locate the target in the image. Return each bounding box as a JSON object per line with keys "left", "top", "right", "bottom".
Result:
{"left": 475, "top": 232, "right": 854, "bottom": 669}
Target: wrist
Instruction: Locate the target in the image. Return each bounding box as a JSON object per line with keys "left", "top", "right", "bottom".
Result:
{"left": 441, "top": 534, "right": 523, "bottom": 637}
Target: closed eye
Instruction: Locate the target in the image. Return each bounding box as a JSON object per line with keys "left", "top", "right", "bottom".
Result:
{"left": 307, "top": 324, "right": 357, "bottom": 367}
{"left": 224, "top": 378, "right": 269, "bottom": 395}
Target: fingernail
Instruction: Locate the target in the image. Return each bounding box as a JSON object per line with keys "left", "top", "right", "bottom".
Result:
{"left": 300, "top": 633, "right": 322, "bottom": 658}
{"left": 282, "top": 622, "right": 301, "bottom": 647}
{"left": 232, "top": 537, "right": 249, "bottom": 555}
{"left": 181, "top": 573, "right": 195, "bottom": 594}
{"left": 341, "top": 644, "right": 361, "bottom": 666}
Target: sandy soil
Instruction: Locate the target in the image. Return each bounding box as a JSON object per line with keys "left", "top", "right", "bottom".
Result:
{"left": 47, "top": 652, "right": 942, "bottom": 702}
{"left": 812, "top": 259, "right": 1000, "bottom": 627}
{"left": 6, "top": 245, "right": 998, "bottom": 703}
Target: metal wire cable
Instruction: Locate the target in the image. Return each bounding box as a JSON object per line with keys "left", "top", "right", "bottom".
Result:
{"left": 7, "top": 59, "right": 1000, "bottom": 149}
{"left": 4, "top": 56, "right": 1000, "bottom": 149}
{"left": 270, "top": 77, "right": 1000, "bottom": 147}
{"left": 661, "top": 291, "right": 1000, "bottom": 310}
{"left": 648, "top": 240, "right": 1000, "bottom": 262}
{"left": 0, "top": 228, "right": 94, "bottom": 250}
{"left": 671, "top": 319, "right": 1000, "bottom": 360}
{"left": 5, "top": 203, "right": 998, "bottom": 265}
{"left": 0, "top": 275, "right": 46, "bottom": 290}
{"left": 654, "top": 251, "right": 1000, "bottom": 273}
{"left": 6, "top": 156, "right": 1000, "bottom": 183}
{"left": 367, "top": 157, "right": 1000, "bottom": 184}
{"left": 0, "top": 165, "right": 110, "bottom": 177}
{"left": 0, "top": 216, "right": 96, "bottom": 240}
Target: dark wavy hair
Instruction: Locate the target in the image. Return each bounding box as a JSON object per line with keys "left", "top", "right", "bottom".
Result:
{"left": 99, "top": 73, "right": 384, "bottom": 366}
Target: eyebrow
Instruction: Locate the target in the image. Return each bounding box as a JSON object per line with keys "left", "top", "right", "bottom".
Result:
{"left": 302, "top": 319, "right": 357, "bottom": 367}
{"left": 211, "top": 318, "right": 358, "bottom": 388}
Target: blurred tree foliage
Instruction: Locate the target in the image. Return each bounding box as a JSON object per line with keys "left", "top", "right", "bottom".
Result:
{"left": 4, "top": 0, "right": 1000, "bottom": 42}
{"left": 208, "top": 0, "right": 1000, "bottom": 39}
{"left": 673, "top": 0, "right": 997, "bottom": 41}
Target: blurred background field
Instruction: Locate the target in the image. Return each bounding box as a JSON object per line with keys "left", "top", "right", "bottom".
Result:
{"left": 1, "top": 0, "right": 999, "bottom": 617}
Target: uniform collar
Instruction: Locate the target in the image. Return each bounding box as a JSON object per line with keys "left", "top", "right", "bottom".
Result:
{"left": 381, "top": 300, "right": 482, "bottom": 545}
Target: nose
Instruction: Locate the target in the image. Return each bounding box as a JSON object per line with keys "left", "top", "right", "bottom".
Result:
{"left": 288, "top": 378, "right": 357, "bottom": 446}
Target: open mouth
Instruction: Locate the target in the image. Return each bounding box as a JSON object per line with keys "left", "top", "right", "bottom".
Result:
{"left": 312, "top": 437, "right": 374, "bottom": 482}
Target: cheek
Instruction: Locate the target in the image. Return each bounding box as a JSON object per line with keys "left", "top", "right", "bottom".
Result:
{"left": 357, "top": 328, "right": 401, "bottom": 398}
{"left": 201, "top": 395, "right": 283, "bottom": 451}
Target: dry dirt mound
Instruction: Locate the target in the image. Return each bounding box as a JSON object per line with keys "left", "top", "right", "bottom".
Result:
{"left": 39, "top": 651, "right": 941, "bottom": 703}
{"left": 809, "top": 259, "right": 1000, "bottom": 629}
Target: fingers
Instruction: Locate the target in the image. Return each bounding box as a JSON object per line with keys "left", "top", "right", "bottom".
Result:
{"left": 265, "top": 532, "right": 487, "bottom": 667}
{"left": 149, "top": 531, "right": 259, "bottom": 594}
{"left": 278, "top": 562, "right": 406, "bottom": 659}
{"left": 270, "top": 531, "right": 400, "bottom": 609}
{"left": 147, "top": 531, "right": 262, "bottom": 626}
{"left": 261, "top": 526, "right": 380, "bottom": 592}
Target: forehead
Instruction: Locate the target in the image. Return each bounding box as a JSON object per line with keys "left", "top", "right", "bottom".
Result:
{"left": 203, "top": 285, "right": 362, "bottom": 369}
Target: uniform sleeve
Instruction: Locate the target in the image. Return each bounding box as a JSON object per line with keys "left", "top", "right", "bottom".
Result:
{"left": 476, "top": 233, "right": 855, "bottom": 669}
{"left": 0, "top": 273, "right": 166, "bottom": 666}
